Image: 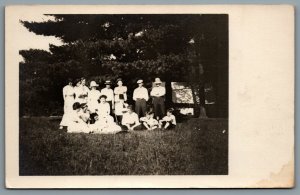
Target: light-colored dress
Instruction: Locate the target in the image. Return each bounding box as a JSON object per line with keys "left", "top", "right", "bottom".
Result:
{"left": 60, "top": 85, "right": 75, "bottom": 127}
{"left": 74, "top": 85, "right": 89, "bottom": 104}
{"left": 87, "top": 89, "right": 101, "bottom": 113}
{"left": 96, "top": 102, "right": 111, "bottom": 116}
{"left": 114, "top": 86, "right": 127, "bottom": 116}
{"left": 90, "top": 115, "right": 122, "bottom": 134}
{"left": 67, "top": 110, "right": 90, "bottom": 133}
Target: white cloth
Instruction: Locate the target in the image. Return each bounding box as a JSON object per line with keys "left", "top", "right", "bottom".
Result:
{"left": 90, "top": 115, "right": 121, "bottom": 134}
{"left": 140, "top": 117, "right": 159, "bottom": 127}
{"left": 162, "top": 115, "right": 177, "bottom": 125}
{"left": 114, "top": 86, "right": 127, "bottom": 101}
{"left": 67, "top": 110, "right": 90, "bottom": 133}
{"left": 60, "top": 85, "right": 75, "bottom": 126}
{"left": 87, "top": 89, "right": 101, "bottom": 112}
{"left": 133, "top": 87, "right": 149, "bottom": 101}
{"left": 96, "top": 102, "right": 111, "bottom": 116}
{"left": 101, "top": 88, "right": 114, "bottom": 102}
{"left": 150, "top": 86, "right": 166, "bottom": 97}
{"left": 74, "top": 85, "right": 89, "bottom": 103}
{"left": 122, "top": 112, "right": 140, "bottom": 125}
{"left": 114, "top": 100, "right": 127, "bottom": 116}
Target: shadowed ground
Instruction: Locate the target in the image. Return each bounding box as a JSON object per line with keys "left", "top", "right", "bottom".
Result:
{"left": 19, "top": 117, "right": 228, "bottom": 175}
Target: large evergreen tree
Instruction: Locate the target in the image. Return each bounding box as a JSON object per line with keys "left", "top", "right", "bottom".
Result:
{"left": 20, "top": 14, "right": 228, "bottom": 117}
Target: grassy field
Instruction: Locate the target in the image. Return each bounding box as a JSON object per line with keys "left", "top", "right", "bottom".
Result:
{"left": 19, "top": 117, "right": 228, "bottom": 175}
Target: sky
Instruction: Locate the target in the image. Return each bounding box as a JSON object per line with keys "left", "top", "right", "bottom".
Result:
{"left": 18, "top": 14, "right": 63, "bottom": 62}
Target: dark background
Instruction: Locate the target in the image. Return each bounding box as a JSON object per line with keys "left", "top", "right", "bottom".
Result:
{"left": 19, "top": 14, "right": 228, "bottom": 119}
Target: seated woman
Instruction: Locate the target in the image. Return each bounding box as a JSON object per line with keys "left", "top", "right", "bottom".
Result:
{"left": 121, "top": 105, "right": 141, "bottom": 131}
{"left": 67, "top": 102, "right": 91, "bottom": 133}
{"left": 90, "top": 113, "right": 122, "bottom": 134}
{"left": 159, "top": 108, "right": 177, "bottom": 130}
{"left": 96, "top": 95, "right": 111, "bottom": 117}
{"left": 140, "top": 111, "right": 159, "bottom": 130}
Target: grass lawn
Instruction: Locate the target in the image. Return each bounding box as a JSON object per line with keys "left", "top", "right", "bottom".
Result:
{"left": 19, "top": 117, "right": 228, "bottom": 175}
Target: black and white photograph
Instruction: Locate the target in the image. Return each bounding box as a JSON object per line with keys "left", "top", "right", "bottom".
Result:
{"left": 5, "top": 5, "right": 294, "bottom": 188}
{"left": 18, "top": 13, "right": 228, "bottom": 176}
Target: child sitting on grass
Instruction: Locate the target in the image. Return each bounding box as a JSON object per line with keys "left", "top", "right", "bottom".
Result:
{"left": 140, "top": 111, "right": 159, "bottom": 130}
{"left": 159, "top": 108, "right": 176, "bottom": 130}
{"left": 121, "top": 105, "right": 141, "bottom": 131}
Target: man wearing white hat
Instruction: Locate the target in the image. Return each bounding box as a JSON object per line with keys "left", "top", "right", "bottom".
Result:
{"left": 101, "top": 80, "right": 114, "bottom": 112}
{"left": 150, "top": 77, "right": 166, "bottom": 120}
{"left": 87, "top": 81, "right": 101, "bottom": 113}
{"left": 133, "top": 79, "right": 149, "bottom": 118}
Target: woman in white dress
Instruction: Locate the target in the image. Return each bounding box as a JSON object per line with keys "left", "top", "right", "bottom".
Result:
{"left": 114, "top": 78, "right": 128, "bottom": 124}
{"left": 59, "top": 79, "right": 75, "bottom": 129}
{"left": 87, "top": 81, "right": 101, "bottom": 113}
{"left": 67, "top": 102, "right": 91, "bottom": 133}
{"left": 74, "top": 78, "right": 89, "bottom": 103}
{"left": 96, "top": 95, "right": 111, "bottom": 117}
{"left": 90, "top": 113, "right": 122, "bottom": 134}
{"left": 89, "top": 95, "right": 121, "bottom": 134}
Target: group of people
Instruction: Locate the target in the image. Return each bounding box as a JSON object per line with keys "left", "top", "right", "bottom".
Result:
{"left": 59, "top": 77, "right": 177, "bottom": 134}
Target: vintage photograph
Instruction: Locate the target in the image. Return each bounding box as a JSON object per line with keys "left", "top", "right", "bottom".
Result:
{"left": 6, "top": 5, "right": 294, "bottom": 188}
{"left": 18, "top": 14, "right": 228, "bottom": 175}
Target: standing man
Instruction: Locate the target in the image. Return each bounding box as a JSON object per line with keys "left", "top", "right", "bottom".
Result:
{"left": 133, "top": 79, "right": 149, "bottom": 118}
{"left": 101, "top": 80, "right": 114, "bottom": 112}
{"left": 150, "top": 78, "right": 166, "bottom": 120}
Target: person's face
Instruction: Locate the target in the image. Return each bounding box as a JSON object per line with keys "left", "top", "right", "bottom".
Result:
{"left": 138, "top": 83, "right": 143, "bottom": 87}
{"left": 83, "top": 105, "right": 88, "bottom": 112}
{"left": 91, "top": 86, "right": 96, "bottom": 90}
{"left": 81, "top": 79, "right": 86, "bottom": 85}
{"left": 100, "top": 98, "right": 106, "bottom": 103}
{"left": 68, "top": 82, "right": 73, "bottom": 86}
{"left": 106, "top": 84, "right": 111, "bottom": 89}
{"left": 76, "top": 81, "right": 81, "bottom": 87}
{"left": 156, "top": 83, "right": 160, "bottom": 87}
{"left": 128, "top": 109, "right": 133, "bottom": 114}
{"left": 117, "top": 81, "right": 123, "bottom": 86}
{"left": 167, "top": 111, "right": 171, "bottom": 116}
{"left": 94, "top": 115, "right": 99, "bottom": 121}
{"left": 146, "top": 114, "right": 151, "bottom": 119}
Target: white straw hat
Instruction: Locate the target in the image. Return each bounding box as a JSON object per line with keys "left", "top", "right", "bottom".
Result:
{"left": 90, "top": 81, "right": 99, "bottom": 87}
{"left": 154, "top": 78, "right": 162, "bottom": 84}
{"left": 137, "top": 79, "right": 143, "bottom": 84}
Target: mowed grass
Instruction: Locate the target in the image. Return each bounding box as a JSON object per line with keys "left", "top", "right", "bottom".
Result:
{"left": 19, "top": 117, "right": 228, "bottom": 175}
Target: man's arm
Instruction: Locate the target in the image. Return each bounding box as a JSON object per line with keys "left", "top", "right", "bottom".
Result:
{"left": 144, "top": 88, "right": 149, "bottom": 101}
{"left": 133, "top": 89, "right": 137, "bottom": 101}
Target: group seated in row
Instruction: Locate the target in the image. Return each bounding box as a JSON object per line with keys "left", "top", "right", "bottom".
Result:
{"left": 67, "top": 95, "right": 176, "bottom": 134}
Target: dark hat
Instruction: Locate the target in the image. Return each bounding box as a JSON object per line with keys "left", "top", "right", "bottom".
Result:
{"left": 72, "top": 102, "right": 81, "bottom": 110}
{"left": 99, "top": 94, "right": 107, "bottom": 99}
{"left": 167, "top": 108, "right": 174, "bottom": 113}
{"left": 75, "top": 78, "right": 82, "bottom": 84}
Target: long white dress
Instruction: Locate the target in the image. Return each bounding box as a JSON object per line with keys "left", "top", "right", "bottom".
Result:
{"left": 60, "top": 85, "right": 75, "bottom": 127}
{"left": 87, "top": 89, "right": 101, "bottom": 113}
{"left": 114, "top": 86, "right": 127, "bottom": 116}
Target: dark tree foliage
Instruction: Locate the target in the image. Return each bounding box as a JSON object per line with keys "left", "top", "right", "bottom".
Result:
{"left": 20, "top": 14, "right": 228, "bottom": 117}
